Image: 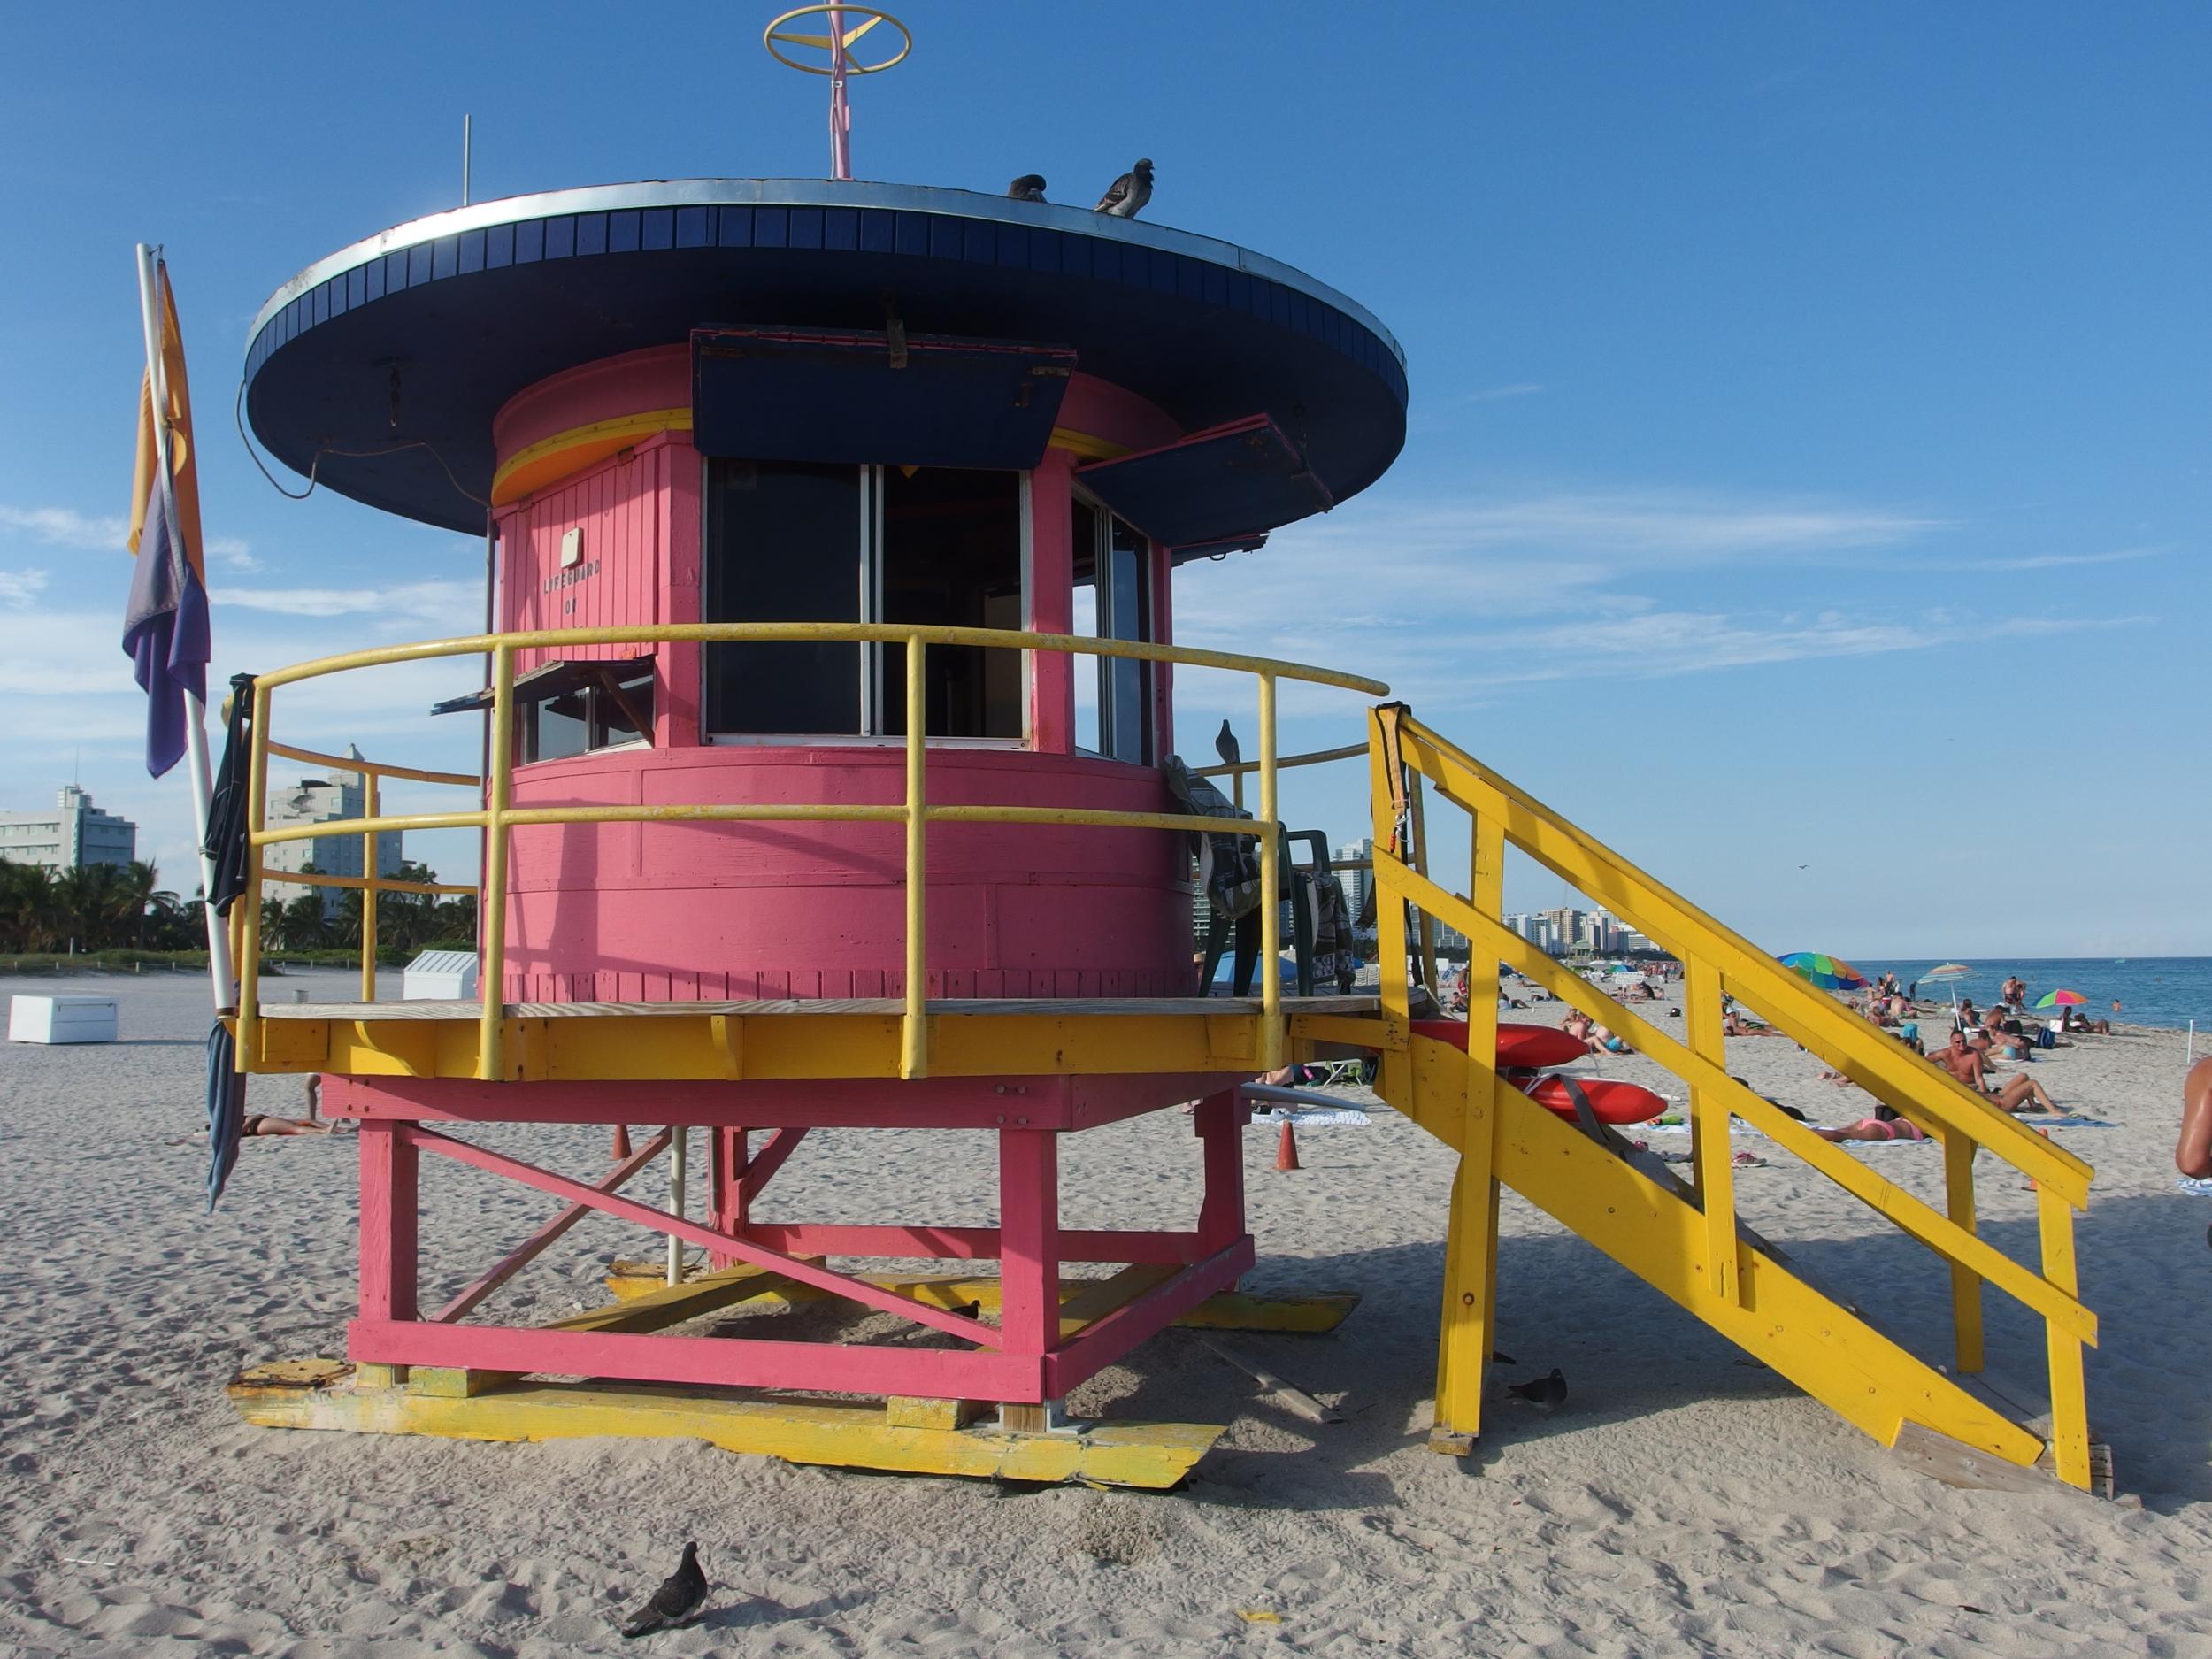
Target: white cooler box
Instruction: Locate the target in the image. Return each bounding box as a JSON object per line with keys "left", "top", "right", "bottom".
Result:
{"left": 8, "top": 995, "right": 119, "bottom": 1044}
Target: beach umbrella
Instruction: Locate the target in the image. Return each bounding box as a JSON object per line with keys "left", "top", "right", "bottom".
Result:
{"left": 2034, "top": 989, "right": 2087, "bottom": 1010}
{"left": 1778, "top": 951, "right": 1870, "bottom": 993}
{"left": 204, "top": 1018, "right": 245, "bottom": 1211}
{"left": 1921, "top": 962, "right": 1971, "bottom": 1010}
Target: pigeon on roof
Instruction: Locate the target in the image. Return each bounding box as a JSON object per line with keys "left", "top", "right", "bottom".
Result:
{"left": 1094, "top": 158, "right": 1155, "bottom": 218}
{"left": 1008, "top": 174, "right": 1048, "bottom": 202}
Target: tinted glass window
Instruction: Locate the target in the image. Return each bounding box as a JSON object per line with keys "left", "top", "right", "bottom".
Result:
{"left": 705, "top": 460, "right": 862, "bottom": 733}
{"left": 879, "top": 467, "right": 1023, "bottom": 738}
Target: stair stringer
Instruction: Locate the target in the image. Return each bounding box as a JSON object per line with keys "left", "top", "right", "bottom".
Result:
{"left": 1387, "top": 1033, "right": 2045, "bottom": 1468}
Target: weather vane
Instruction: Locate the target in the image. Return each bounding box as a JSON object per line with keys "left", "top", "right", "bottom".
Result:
{"left": 763, "top": 5, "right": 912, "bottom": 182}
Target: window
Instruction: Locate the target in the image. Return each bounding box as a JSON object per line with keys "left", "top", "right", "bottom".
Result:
{"left": 512, "top": 664, "right": 656, "bottom": 764}
{"left": 703, "top": 460, "right": 1024, "bottom": 740}
{"left": 1070, "top": 496, "right": 1155, "bottom": 764}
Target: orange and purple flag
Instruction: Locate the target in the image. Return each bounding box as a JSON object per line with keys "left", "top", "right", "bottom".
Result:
{"left": 123, "top": 260, "right": 211, "bottom": 778}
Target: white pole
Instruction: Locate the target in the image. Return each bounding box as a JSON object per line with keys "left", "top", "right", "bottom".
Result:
{"left": 665, "top": 1125, "right": 686, "bottom": 1286}
{"left": 462, "top": 114, "right": 472, "bottom": 206}
{"left": 134, "top": 244, "right": 234, "bottom": 1015}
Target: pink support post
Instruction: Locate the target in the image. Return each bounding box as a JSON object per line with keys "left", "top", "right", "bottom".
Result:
{"left": 1026, "top": 450, "right": 1076, "bottom": 754}
{"left": 997, "top": 1128, "right": 1062, "bottom": 1389}
{"left": 1192, "top": 1089, "right": 1247, "bottom": 1254}
{"left": 359, "top": 1121, "right": 419, "bottom": 1323}
{"left": 710, "top": 1127, "right": 747, "bottom": 1269}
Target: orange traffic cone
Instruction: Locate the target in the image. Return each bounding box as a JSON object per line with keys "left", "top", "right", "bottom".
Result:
{"left": 612, "top": 1123, "right": 633, "bottom": 1160}
{"left": 1275, "top": 1119, "right": 1302, "bottom": 1171}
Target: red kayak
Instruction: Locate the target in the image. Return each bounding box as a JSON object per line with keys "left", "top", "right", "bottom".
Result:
{"left": 1413, "top": 1019, "right": 1588, "bottom": 1071}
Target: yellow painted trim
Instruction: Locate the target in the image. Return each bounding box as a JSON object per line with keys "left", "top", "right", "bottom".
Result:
{"left": 490, "top": 408, "right": 693, "bottom": 506}
{"left": 1048, "top": 426, "right": 1130, "bottom": 463}
{"left": 230, "top": 1363, "right": 1217, "bottom": 1487}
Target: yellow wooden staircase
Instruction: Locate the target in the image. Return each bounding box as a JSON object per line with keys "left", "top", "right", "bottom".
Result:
{"left": 1350, "top": 705, "right": 2099, "bottom": 1490}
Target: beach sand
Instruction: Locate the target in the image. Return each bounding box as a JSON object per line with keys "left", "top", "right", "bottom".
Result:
{"left": 3, "top": 967, "right": 2209, "bottom": 1657}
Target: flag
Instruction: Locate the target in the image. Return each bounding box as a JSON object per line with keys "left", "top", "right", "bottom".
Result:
{"left": 123, "top": 260, "right": 211, "bottom": 779}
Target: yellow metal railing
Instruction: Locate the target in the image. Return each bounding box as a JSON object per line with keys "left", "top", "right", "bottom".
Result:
{"left": 1365, "top": 703, "right": 2098, "bottom": 1488}
{"left": 234, "top": 624, "right": 1388, "bottom": 1087}
{"left": 254, "top": 741, "right": 478, "bottom": 999}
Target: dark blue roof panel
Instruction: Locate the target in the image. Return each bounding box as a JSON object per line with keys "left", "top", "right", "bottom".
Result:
{"left": 242, "top": 180, "right": 1408, "bottom": 534}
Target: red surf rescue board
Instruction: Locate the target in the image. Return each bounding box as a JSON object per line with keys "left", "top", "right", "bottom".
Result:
{"left": 1409, "top": 1020, "right": 1668, "bottom": 1125}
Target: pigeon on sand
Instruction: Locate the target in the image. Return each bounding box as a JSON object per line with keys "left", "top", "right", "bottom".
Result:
{"left": 622, "top": 1541, "right": 708, "bottom": 1638}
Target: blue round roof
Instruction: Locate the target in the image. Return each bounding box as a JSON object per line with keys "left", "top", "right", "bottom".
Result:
{"left": 242, "top": 180, "right": 1408, "bottom": 534}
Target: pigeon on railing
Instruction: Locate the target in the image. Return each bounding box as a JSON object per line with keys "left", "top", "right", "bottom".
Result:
{"left": 1094, "top": 159, "right": 1154, "bottom": 218}
{"left": 1215, "top": 719, "right": 1241, "bottom": 769}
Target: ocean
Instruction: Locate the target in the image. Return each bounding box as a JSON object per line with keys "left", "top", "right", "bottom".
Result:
{"left": 1855, "top": 957, "right": 2212, "bottom": 1033}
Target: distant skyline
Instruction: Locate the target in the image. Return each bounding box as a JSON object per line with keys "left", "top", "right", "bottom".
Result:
{"left": 1, "top": 3, "right": 2205, "bottom": 958}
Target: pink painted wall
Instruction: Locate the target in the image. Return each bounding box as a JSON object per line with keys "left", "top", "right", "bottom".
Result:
{"left": 495, "top": 438, "right": 676, "bottom": 674}
{"left": 481, "top": 353, "right": 1203, "bottom": 1004}
{"left": 503, "top": 745, "right": 1190, "bottom": 1001}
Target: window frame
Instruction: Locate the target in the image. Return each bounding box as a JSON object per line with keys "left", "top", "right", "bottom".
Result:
{"left": 700, "top": 459, "right": 1033, "bottom": 749}
{"left": 1068, "top": 483, "right": 1160, "bottom": 767}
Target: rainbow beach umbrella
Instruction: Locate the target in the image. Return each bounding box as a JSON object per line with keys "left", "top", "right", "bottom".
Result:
{"left": 1779, "top": 951, "right": 1870, "bottom": 992}
{"left": 2035, "top": 988, "right": 2087, "bottom": 1010}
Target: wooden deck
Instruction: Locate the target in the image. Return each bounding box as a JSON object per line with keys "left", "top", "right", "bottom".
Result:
{"left": 261, "top": 995, "right": 1382, "bottom": 1021}
{"left": 242, "top": 995, "right": 1390, "bottom": 1084}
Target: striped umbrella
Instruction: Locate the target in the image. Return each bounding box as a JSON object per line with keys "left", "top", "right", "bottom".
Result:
{"left": 1778, "top": 951, "right": 1870, "bottom": 992}
{"left": 2035, "top": 989, "right": 2087, "bottom": 1010}
{"left": 1921, "top": 962, "right": 1971, "bottom": 1010}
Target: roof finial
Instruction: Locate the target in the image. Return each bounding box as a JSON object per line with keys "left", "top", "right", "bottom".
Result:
{"left": 763, "top": 6, "right": 913, "bottom": 182}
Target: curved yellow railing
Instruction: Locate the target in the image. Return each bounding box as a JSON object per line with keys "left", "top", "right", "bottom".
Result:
{"left": 1366, "top": 703, "right": 2097, "bottom": 1487}
{"left": 236, "top": 623, "right": 1389, "bottom": 1086}
{"left": 251, "top": 741, "right": 479, "bottom": 999}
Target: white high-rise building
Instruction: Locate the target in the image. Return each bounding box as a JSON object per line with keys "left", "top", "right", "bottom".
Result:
{"left": 0, "top": 787, "right": 138, "bottom": 872}
{"left": 261, "top": 749, "right": 404, "bottom": 916}
{"left": 1333, "top": 837, "right": 1375, "bottom": 923}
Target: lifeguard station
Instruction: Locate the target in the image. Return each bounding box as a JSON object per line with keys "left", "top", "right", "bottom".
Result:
{"left": 223, "top": 11, "right": 2102, "bottom": 1494}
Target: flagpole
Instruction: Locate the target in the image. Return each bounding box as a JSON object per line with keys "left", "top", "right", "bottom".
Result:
{"left": 134, "top": 242, "right": 235, "bottom": 1014}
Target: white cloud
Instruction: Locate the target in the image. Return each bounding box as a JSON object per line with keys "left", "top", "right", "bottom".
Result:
{"left": 0, "top": 504, "right": 128, "bottom": 550}
{"left": 1958, "top": 545, "right": 2170, "bottom": 573}
{"left": 206, "top": 535, "right": 260, "bottom": 572}
{"left": 1453, "top": 382, "right": 1546, "bottom": 404}
{"left": 213, "top": 579, "right": 484, "bottom": 629}
{"left": 0, "top": 569, "right": 48, "bottom": 608}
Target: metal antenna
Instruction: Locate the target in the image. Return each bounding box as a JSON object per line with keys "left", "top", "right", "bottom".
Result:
{"left": 764, "top": 6, "right": 912, "bottom": 181}
{"left": 462, "top": 113, "right": 472, "bottom": 206}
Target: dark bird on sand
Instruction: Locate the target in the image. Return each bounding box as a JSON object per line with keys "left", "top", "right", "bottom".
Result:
{"left": 1008, "top": 174, "right": 1048, "bottom": 202}
{"left": 1505, "top": 1368, "right": 1567, "bottom": 1411}
{"left": 622, "top": 1541, "right": 708, "bottom": 1638}
{"left": 1215, "top": 719, "right": 1241, "bottom": 768}
{"left": 1094, "top": 158, "right": 1155, "bottom": 218}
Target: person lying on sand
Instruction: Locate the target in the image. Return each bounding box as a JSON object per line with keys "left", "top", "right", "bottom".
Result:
{"left": 2062, "top": 1007, "right": 2111, "bottom": 1034}
{"left": 245, "top": 1075, "right": 349, "bottom": 1136}
{"left": 1810, "top": 1116, "right": 1928, "bottom": 1142}
{"left": 1722, "top": 1010, "right": 1786, "bottom": 1037}
{"left": 2177, "top": 1056, "right": 2212, "bottom": 1179}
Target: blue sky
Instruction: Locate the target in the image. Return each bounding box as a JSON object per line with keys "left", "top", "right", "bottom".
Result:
{"left": 1, "top": 3, "right": 2204, "bottom": 959}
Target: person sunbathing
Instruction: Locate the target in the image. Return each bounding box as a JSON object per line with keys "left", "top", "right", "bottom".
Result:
{"left": 1810, "top": 1116, "right": 1929, "bottom": 1143}
{"left": 1722, "top": 1010, "right": 1786, "bottom": 1037}
{"left": 1928, "top": 1033, "right": 2054, "bottom": 1112}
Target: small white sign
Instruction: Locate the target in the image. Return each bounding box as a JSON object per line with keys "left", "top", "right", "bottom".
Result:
{"left": 560, "top": 526, "right": 583, "bottom": 568}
